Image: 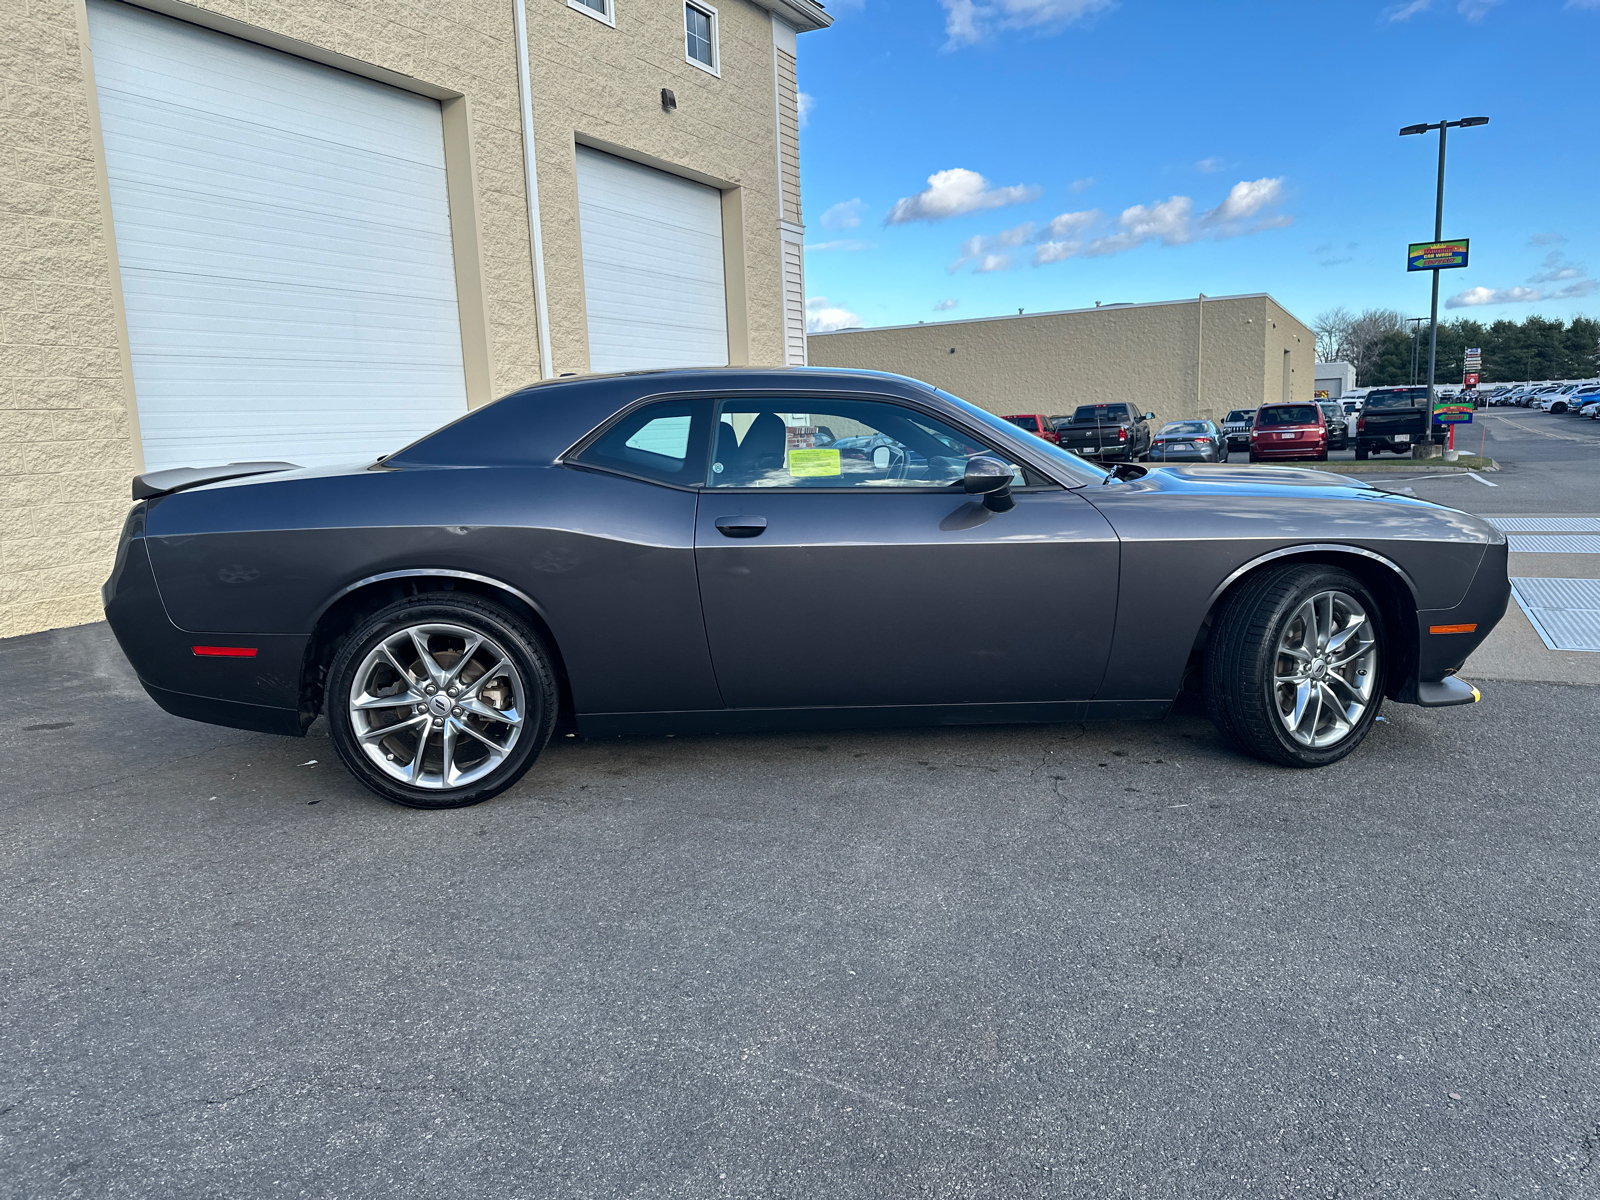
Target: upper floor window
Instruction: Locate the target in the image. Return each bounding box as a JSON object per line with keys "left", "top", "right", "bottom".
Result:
{"left": 685, "top": 2, "right": 717, "bottom": 74}
{"left": 569, "top": 0, "right": 614, "bottom": 28}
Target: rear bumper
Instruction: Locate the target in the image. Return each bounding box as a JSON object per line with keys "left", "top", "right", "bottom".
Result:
{"left": 1250, "top": 443, "right": 1324, "bottom": 458}
{"left": 103, "top": 532, "right": 311, "bottom": 737}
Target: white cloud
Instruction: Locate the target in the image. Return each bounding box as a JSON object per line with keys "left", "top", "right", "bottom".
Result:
{"left": 1385, "top": 0, "right": 1500, "bottom": 18}
{"left": 948, "top": 221, "right": 1037, "bottom": 271}
{"left": 942, "top": 0, "right": 1114, "bottom": 46}
{"left": 1200, "top": 176, "right": 1285, "bottom": 227}
{"left": 805, "top": 239, "right": 876, "bottom": 253}
{"left": 805, "top": 296, "right": 862, "bottom": 332}
{"left": 797, "top": 92, "right": 815, "bottom": 127}
{"left": 1530, "top": 231, "right": 1567, "bottom": 246}
{"left": 934, "top": 298, "right": 959, "bottom": 311}
{"left": 1032, "top": 208, "right": 1102, "bottom": 264}
{"left": 1447, "top": 279, "right": 1597, "bottom": 308}
{"left": 886, "top": 168, "right": 1041, "bottom": 224}
{"left": 1568, "top": 0, "right": 1600, "bottom": 8}
{"left": 1529, "top": 251, "right": 1585, "bottom": 283}
{"left": 1385, "top": 0, "right": 1430, "bottom": 19}
{"left": 1070, "top": 177, "right": 1096, "bottom": 193}
{"left": 1031, "top": 178, "right": 1289, "bottom": 263}
{"left": 1043, "top": 209, "right": 1100, "bottom": 239}
{"left": 1195, "top": 157, "right": 1223, "bottom": 173}
{"left": 820, "top": 199, "right": 868, "bottom": 230}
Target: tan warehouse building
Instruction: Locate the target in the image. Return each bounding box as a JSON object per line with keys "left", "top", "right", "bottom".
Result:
{"left": 0, "top": 0, "right": 828, "bottom": 638}
{"left": 809, "top": 294, "right": 1315, "bottom": 429}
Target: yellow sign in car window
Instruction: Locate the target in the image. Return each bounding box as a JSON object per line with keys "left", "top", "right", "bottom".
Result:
{"left": 788, "top": 448, "right": 841, "bottom": 477}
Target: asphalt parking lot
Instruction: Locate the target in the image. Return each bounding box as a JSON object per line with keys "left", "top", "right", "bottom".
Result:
{"left": 4, "top": 407, "right": 1599, "bottom": 1199}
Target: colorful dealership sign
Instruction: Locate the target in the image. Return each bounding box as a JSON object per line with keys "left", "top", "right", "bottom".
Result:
{"left": 1408, "top": 240, "right": 1470, "bottom": 271}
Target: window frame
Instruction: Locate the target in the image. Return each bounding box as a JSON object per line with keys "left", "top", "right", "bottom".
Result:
{"left": 683, "top": 0, "right": 719, "bottom": 76}
{"left": 561, "top": 397, "right": 711, "bottom": 491}
{"left": 560, "top": 388, "right": 1101, "bottom": 492}
{"left": 568, "top": 0, "right": 615, "bottom": 29}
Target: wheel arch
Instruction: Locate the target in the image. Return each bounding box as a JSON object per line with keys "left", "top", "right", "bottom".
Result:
{"left": 1182, "top": 545, "right": 1420, "bottom": 701}
{"left": 299, "top": 569, "right": 576, "bottom": 731}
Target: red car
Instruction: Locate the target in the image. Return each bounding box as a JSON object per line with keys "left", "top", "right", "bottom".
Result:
{"left": 1248, "top": 402, "right": 1328, "bottom": 462}
{"left": 1001, "top": 413, "right": 1061, "bottom": 444}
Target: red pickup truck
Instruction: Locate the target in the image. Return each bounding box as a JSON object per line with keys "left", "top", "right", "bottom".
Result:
{"left": 1001, "top": 413, "right": 1061, "bottom": 444}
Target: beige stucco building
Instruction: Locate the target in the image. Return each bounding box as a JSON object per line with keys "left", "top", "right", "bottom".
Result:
{"left": 809, "top": 294, "right": 1315, "bottom": 429}
{"left": 0, "top": 0, "right": 827, "bottom": 638}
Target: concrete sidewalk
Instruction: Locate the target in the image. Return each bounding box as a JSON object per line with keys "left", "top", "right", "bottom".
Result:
{"left": 1460, "top": 550, "right": 1600, "bottom": 688}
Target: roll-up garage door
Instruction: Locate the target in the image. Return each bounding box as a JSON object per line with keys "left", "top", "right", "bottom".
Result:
{"left": 86, "top": 0, "right": 469, "bottom": 471}
{"left": 575, "top": 147, "right": 728, "bottom": 374}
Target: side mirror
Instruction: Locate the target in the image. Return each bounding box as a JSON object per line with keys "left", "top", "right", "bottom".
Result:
{"left": 963, "top": 455, "right": 1015, "bottom": 513}
{"left": 1143, "top": 411, "right": 1156, "bottom": 420}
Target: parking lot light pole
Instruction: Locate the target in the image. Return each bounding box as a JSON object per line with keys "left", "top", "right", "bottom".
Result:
{"left": 1400, "top": 117, "right": 1488, "bottom": 443}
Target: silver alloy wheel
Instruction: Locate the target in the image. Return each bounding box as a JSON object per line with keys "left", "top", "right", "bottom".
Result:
{"left": 1272, "top": 590, "right": 1378, "bottom": 749}
{"left": 348, "top": 622, "right": 525, "bottom": 790}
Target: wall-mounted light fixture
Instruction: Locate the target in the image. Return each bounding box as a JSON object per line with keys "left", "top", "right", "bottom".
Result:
{"left": 661, "top": 88, "right": 677, "bottom": 111}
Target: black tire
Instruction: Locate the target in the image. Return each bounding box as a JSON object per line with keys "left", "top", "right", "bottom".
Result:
{"left": 1354, "top": 447, "right": 1369, "bottom": 460}
{"left": 1204, "top": 565, "right": 1386, "bottom": 768}
{"left": 1316, "top": 448, "right": 1328, "bottom": 461}
{"left": 327, "top": 594, "right": 559, "bottom": 808}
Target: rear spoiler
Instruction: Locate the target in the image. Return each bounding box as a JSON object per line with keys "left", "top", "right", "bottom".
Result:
{"left": 131, "top": 461, "right": 300, "bottom": 501}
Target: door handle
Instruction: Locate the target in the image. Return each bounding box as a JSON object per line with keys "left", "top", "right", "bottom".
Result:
{"left": 714, "top": 515, "right": 767, "bottom": 538}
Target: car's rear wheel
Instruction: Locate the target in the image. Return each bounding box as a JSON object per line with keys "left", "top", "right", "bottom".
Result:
{"left": 1354, "top": 447, "right": 1369, "bottom": 460}
{"left": 327, "top": 594, "right": 558, "bottom": 808}
{"left": 1204, "top": 565, "right": 1385, "bottom": 768}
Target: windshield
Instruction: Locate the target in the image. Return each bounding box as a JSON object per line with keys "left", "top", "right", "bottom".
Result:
{"left": 1004, "top": 415, "right": 1040, "bottom": 431}
{"left": 1160, "top": 421, "right": 1209, "bottom": 435}
{"left": 1257, "top": 405, "right": 1320, "bottom": 427}
{"left": 930, "top": 388, "right": 1109, "bottom": 485}
{"left": 1366, "top": 388, "right": 1428, "bottom": 409}
{"left": 1224, "top": 409, "right": 1252, "bottom": 423}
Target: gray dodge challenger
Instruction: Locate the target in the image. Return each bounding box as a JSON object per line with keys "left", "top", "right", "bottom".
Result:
{"left": 103, "top": 368, "right": 1509, "bottom": 808}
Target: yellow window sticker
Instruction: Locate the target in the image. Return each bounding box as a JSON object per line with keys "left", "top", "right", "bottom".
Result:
{"left": 788, "top": 448, "right": 841, "bottom": 477}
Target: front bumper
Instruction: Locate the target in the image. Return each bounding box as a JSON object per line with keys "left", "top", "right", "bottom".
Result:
{"left": 1395, "top": 539, "right": 1511, "bottom": 706}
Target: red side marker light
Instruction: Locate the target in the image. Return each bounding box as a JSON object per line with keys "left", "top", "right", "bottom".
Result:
{"left": 192, "top": 645, "right": 258, "bottom": 657}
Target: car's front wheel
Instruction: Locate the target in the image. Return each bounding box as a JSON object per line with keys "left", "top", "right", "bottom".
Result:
{"left": 327, "top": 594, "right": 559, "bottom": 808}
{"left": 1204, "top": 565, "right": 1385, "bottom": 767}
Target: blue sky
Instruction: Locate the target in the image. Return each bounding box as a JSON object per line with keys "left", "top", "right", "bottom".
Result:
{"left": 796, "top": 0, "right": 1600, "bottom": 334}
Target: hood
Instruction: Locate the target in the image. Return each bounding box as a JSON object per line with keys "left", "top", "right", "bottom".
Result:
{"left": 1139, "top": 464, "right": 1371, "bottom": 492}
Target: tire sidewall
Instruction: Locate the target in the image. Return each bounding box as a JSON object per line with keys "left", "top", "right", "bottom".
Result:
{"left": 327, "top": 597, "right": 557, "bottom": 808}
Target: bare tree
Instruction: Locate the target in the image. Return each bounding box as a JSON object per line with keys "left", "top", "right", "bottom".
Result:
{"left": 1314, "top": 307, "right": 1354, "bottom": 363}
{"left": 1341, "top": 308, "right": 1406, "bottom": 378}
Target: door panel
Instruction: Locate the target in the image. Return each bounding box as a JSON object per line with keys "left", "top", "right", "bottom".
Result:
{"left": 694, "top": 490, "right": 1119, "bottom": 709}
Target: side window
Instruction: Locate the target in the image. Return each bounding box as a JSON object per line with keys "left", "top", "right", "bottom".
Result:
{"left": 572, "top": 399, "right": 709, "bottom": 487}
{"left": 707, "top": 398, "right": 1024, "bottom": 490}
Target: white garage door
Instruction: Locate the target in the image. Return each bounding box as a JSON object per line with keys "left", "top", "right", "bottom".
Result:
{"left": 86, "top": 0, "right": 469, "bottom": 472}
{"left": 575, "top": 147, "right": 728, "bottom": 374}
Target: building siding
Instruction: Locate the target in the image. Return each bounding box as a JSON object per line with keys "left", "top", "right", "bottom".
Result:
{"left": 807, "top": 294, "right": 1316, "bottom": 431}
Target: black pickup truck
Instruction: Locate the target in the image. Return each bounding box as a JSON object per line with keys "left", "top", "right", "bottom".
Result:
{"left": 1054, "top": 403, "right": 1156, "bottom": 462}
{"left": 1354, "top": 386, "right": 1446, "bottom": 458}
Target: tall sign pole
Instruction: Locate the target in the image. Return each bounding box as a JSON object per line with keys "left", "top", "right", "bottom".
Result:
{"left": 1426, "top": 122, "right": 1447, "bottom": 416}
{"left": 1400, "top": 116, "right": 1487, "bottom": 457}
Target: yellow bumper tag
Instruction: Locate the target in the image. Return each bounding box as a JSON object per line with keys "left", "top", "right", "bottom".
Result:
{"left": 789, "top": 448, "right": 841, "bottom": 477}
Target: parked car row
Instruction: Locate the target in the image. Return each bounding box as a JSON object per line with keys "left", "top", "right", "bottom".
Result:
{"left": 1007, "top": 402, "right": 1353, "bottom": 465}
{"left": 1486, "top": 380, "right": 1600, "bottom": 408}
